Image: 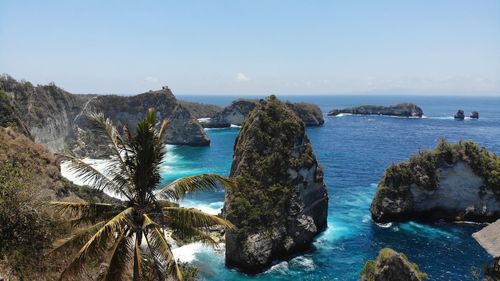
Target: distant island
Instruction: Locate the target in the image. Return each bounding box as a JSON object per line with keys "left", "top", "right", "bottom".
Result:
{"left": 328, "top": 103, "right": 423, "bottom": 118}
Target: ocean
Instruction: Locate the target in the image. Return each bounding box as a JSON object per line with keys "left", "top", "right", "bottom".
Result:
{"left": 99, "top": 95, "right": 500, "bottom": 280}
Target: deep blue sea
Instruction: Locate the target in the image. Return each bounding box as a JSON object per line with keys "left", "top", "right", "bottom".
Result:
{"left": 164, "top": 95, "right": 500, "bottom": 281}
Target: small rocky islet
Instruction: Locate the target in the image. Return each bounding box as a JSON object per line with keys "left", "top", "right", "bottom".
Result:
{"left": 328, "top": 103, "right": 424, "bottom": 117}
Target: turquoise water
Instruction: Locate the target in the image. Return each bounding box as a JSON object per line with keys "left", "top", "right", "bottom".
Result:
{"left": 164, "top": 95, "right": 500, "bottom": 281}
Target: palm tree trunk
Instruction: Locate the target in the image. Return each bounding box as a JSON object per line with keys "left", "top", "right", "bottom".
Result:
{"left": 133, "top": 231, "right": 143, "bottom": 281}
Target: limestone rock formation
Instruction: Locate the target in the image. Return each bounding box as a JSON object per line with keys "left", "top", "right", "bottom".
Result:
{"left": 200, "top": 99, "right": 324, "bottom": 128}
{"left": 454, "top": 109, "right": 465, "bottom": 120}
{"left": 328, "top": 103, "right": 423, "bottom": 117}
{"left": 0, "top": 75, "right": 210, "bottom": 158}
{"left": 360, "top": 248, "right": 427, "bottom": 281}
{"left": 470, "top": 111, "right": 479, "bottom": 119}
{"left": 178, "top": 100, "right": 223, "bottom": 118}
{"left": 371, "top": 140, "right": 500, "bottom": 223}
{"left": 223, "top": 96, "right": 328, "bottom": 273}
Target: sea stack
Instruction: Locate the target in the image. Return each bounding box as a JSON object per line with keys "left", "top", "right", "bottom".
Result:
{"left": 371, "top": 140, "right": 500, "bottom": 223}
{"left": 223, "top": 95, "right": 328, "bottom": 273}
{"left": 470, "top": 111, "right": 479, "bottom": 119}
{"left": 454, "top": 109, "right": 465, "bottom": 120}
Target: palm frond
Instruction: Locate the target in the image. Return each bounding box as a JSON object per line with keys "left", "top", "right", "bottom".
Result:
{"left": 144, "top": 225, "right": 183, "bottom": 281}
{"left": 163, "top": 207, "right": 234, "bottom": 229}
{"left": 102, "top": 234, "right": 134, "bottom": 281}
{"left": 158, "top": 119, "right": 170, "bottom": 140}
{"left": 59, "top": 154, "right": 126, "bottom": 195}
{"left": 59, "top": 207, "right": 134, "bottom": 279}
{"left": 50, "top": 201, "right": 123, "bottom": 226}
{"left": 88, "top": 112, "right": 135, "bottom": 191}
{"left": 171, "top": 225, "right": 219, "bottom": 247}
{"left": 156, "top": 174, "right": 234, "bottom": 201}
{"left": 48, "top": 221, "right": 106, "bottom": 255}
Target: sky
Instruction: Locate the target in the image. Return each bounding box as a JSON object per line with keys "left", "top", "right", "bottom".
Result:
{"left": 1, "top": 0, "right": 499, "bottom": 96}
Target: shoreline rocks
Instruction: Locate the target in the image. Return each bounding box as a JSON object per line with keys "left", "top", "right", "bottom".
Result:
{"left": 470, "top": 111, "right": 479, "bottom": 119}
{"left": 223, "top": 96, "right": 328, "bottom": 273}
{"left": 360, "top": 248, "right": 428, "bottom": 281}
{"left": 371, "top": 140, "right": 500, "bottom": 223}
{"left": 328, "top": 103, "right": 423, "bottom": 118}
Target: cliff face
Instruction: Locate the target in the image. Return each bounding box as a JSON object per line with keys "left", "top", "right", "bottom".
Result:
{"left": 0, "top": 75, "right": 84, "bottom": 152}
{"left": 371, "top": 140, "right": 500, "bottom": 223}
{"left": 178, "top": 100, "right": 223, "bottom": 118}
{"left": 360, "top": 248, "right": 428, "bottom": 281}
{"left": 328, "top": 103, "right": 423, "bottom": 117}
{"left": 200, "top": 99, "right": 325, "bottom": 128}
{"left": 0, "top": 76, "right": 210, "bottom": 158}
{"left": 223, "top": 96, "right": 328, "bottom": 273}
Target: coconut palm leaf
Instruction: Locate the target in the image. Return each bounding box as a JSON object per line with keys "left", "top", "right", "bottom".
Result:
{"left": 157, "top": 174, "right": 234, "bottom": 201}
{"left": 145, "top": 225, "right": 183, "bottom": 281}
{"left": 163, "top": 207, "right": 234, "bottom": 229}
{"left": 158, "top": 119, "right": 170, "bottom": 140}
{"left": 48, "top": 221, "right": 106, "bottom": 255}
{"left": 60, "top": 154, "right": 127, "bottom": 195}
{"left": 59, "top": 208, "right": 134, "bottom": 279}
{"left": 171, "top": 225, "right": 219, "bottom": 247}
{"left": 103, "top": 234, "right": 134, "bottom": 281}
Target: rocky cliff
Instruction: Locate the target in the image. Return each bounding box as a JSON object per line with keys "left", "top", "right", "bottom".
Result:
{"left": 371, "top": 140, "right": 500, "bottom": 223}
{"left": 328, "top": 103, "right": 423, "bottom": 117}
{"left": 0, "top": 75, "right": 210, "bottom": 158}
{"left": 178, "top": 100, "right": 223, "bottom": 118}
{"left": 223, "top": 96, "right": 328, "bottom": 273}
{"left": 360, "top": 248, "right": 428, "bottom": 281}
{"left": 200, "top": 99, "right": 325, "bottom": 128}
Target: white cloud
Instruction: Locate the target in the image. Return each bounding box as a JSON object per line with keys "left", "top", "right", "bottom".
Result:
{"left": 145, "top": 76, "right": 158, "bottom": 83}
{"left": 236, "top": 72, "right": 250, "bottom": 82}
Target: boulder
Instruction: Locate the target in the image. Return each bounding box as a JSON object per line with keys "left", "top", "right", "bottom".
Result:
{"left": 371, "top": 140, "right": 500, "bottom": 223}
{"left": 328, "top": 103, "right": 423, "bottom": 117}
{"left": 360, "top": 248, "right": 427, "bottom": 281}
{"left": 223, "top": 96, "right": 328, "bottom": 273}
{"left": 454, "top": 109, "right": 465, "bottom": 120}
{"left": 470, "top": 111, "right": 479, "bottom": 119}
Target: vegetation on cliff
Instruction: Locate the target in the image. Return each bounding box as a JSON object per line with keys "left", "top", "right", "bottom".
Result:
{"left": 52, "top": 109, "right": 233, "bottom": 280}
{"left": 225, "top": 96, "right": 314, "bottom": 234}
{"left": 381, "top": 139, "right": 500, "bottom": 195}
{"left": 360, "top": 248, "right": 427, "bottom": 281}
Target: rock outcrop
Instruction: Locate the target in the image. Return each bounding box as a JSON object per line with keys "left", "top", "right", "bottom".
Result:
{"left": 470, "top": 111, "right": 479, "bottom": 119}
{"left": 360, "top": 248, "right": 428, "bottom": 281}
{"left": 328, "top": 103, "right": 423, "bottom": 118}
{"left": 0, "top": 89, "right": 32, "bottom": 138}
{"left": 454, "top": 109, "right": 465, "bottom": 120}
{"left": 223, "top": 96, "right": 328, "bottom": 273}
{"left": 473, "top": 219, "right": 500, "bottom": 281}
{"left": 200, "top": 99, "right": 324, "bottom": 128}
{"left": 178, "top": 100, "right": 223, "bottom": 118}
{"left": 0, "top": 75, "right": 210, "bottom": 158}
{"left": 371, "top": 140, "right": 500, "bottom": 223}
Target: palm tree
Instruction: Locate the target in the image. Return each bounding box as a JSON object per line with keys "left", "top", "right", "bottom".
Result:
{"left": 50, "top": 109, "right": 233, "bottom": 281}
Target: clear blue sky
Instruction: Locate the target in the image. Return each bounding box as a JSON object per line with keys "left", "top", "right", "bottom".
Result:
{"left": 1, "top": 0, "right": 499, "bottom": 95}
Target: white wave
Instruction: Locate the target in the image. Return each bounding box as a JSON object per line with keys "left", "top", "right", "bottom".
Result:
{"left": 197, "top": 117, "right": 211, "bottom": 123}
{"left": 180, "top": 200, "right": 224, "bottom": 215}
{"left": 289, "top": 256, "right": 315, "bottom": 271}
{"left": 230, "top": 124, "right": 242, "bottom": 128}
{"left": 332, "top": 113, "right": 352, "bottom": 117}
{"left": 375, "top": 222, "right": 393, "bottom": 228}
